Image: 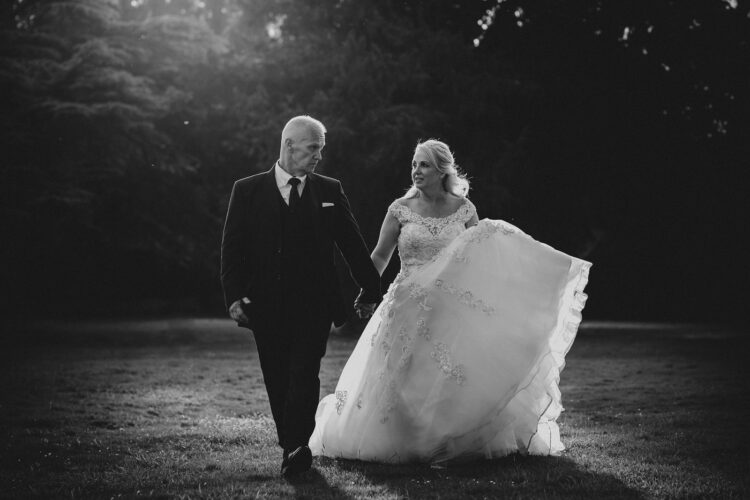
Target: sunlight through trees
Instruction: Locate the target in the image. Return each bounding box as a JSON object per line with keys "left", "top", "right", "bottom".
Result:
{"left": 1, "top": 0, "right": 746, "bottom": 320}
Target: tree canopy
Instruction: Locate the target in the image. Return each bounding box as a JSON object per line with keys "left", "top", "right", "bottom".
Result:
{"left": 1, "top": 0, "right": 746, "bottom": 321}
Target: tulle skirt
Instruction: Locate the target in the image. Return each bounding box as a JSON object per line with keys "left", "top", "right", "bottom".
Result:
{"left": 310, "top": 219, "right": 591, "bottom": 463}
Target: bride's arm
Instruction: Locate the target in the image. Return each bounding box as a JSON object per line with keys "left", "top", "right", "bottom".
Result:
{"left": 370, "top": 211, "right": 400, "bottom": 276}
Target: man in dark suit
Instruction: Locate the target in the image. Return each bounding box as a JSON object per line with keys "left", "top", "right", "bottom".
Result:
{"left": 220, "top": 115, "right": 380, "bottom": 476}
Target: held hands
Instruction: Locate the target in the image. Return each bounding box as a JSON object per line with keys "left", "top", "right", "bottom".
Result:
{"left": 229, "top": 298, "right": 249, "bottom": 325}
{"left": 354, "top": 302, "right": 376, "bottom": 319}
{"left": 354, "top": 289, "right": 377, "bottom": 319}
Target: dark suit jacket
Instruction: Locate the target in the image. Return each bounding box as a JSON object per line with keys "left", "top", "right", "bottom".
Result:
{"left": 221, "top": 166, "right": 381, "bottom": 329}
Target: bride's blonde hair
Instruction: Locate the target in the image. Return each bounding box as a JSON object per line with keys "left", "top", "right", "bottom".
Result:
{"left": 405, "top": 139, "right": 470, "bottom": 198}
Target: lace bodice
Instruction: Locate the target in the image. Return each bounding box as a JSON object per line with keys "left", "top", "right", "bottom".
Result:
{"left": 389, "top": 199, "right": 477, "bottom": 271}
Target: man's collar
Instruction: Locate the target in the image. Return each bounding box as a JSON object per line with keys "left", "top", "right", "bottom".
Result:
{"left": 275, "top": 161, "right": 307, "bottom": 189}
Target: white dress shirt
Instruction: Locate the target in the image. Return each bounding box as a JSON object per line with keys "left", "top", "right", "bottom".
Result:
{"left": 274, "top": 162, "right": 306, "bottom": 205}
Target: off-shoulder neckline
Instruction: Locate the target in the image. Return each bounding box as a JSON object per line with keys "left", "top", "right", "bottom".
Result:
{"left": 391, "top": 197, "right": 473, "bottom": 222}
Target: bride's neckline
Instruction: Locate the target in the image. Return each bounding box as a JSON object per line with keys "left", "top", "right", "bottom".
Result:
{"left": 396, "top": 198, "right": 469, "bottom": 221}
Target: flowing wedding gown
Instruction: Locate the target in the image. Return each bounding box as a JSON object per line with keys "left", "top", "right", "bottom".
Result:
{"left": 309, "top": 199, "right": 591, "bottom": 463}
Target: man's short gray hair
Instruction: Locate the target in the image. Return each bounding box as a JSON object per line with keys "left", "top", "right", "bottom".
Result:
{"left": 282, "top": 115, "right": 327, "bottom": 140}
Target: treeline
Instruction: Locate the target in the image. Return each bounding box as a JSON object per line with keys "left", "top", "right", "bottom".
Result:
{"left": 1, "top": 0, "right": 747, "bottom": 321}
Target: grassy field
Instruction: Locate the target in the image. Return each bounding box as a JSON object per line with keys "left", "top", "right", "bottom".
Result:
{"left": 0, "top": 318, "right": 747, "bottom": 499}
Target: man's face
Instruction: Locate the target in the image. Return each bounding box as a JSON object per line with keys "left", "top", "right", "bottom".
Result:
{"left": 288, "top": 130, "right": 325, "bottom": 176}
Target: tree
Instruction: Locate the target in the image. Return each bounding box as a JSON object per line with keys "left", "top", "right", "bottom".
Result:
{"left": 473, "top": 0, "right": 749, "bottom": 320}
{"left": 3, "top": 0, "right": 744, "bottom": 321}
{"left": 1, "top": 0, "right": 227, "bottom": 314}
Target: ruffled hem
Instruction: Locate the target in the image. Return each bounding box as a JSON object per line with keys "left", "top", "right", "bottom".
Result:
{"left": 517, "top": 259, "right": 591, "bottom": 456}
{"left": 430, "top": 229, "right": 592, "bottom": 462}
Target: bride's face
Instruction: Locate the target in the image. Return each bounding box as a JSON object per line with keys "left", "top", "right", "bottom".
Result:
{"left": 411, "top": 151, "right": 442, "bottom": 191}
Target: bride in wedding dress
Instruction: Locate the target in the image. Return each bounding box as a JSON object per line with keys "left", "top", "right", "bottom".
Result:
{"left": 310, "top": 139, "right": 591, "bottom": 464}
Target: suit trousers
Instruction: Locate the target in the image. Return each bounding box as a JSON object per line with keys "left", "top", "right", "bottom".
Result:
{"left": 253, "top": 309, "right": 331, "bottom": 452}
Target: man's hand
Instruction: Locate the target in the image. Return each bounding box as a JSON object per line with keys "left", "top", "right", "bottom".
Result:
{"left": 229, "top": 298, "right": 249, "bottom": 325}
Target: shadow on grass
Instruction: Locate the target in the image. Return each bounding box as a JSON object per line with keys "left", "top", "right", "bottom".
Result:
{"left": 317, "top": 454, "right": 646, "bottom": 499}
{"left": 285, "top": 468, "right": 357, "bottom": 499}
{"left": 4, "top": 320, "right": 746, "bottom": 498}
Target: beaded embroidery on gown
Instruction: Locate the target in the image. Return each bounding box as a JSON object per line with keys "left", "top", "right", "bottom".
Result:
{"left": 309, "top": 199, "right": 591, "bottom": 463}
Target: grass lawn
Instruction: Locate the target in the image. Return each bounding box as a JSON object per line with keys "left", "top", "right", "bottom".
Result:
{"left": 0, "top": 318, "right": 747, "bottom": 499}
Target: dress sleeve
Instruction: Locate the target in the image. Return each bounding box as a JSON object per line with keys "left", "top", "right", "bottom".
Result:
{"left": 461, "top": 198, "right": 478, "bottom": 223}
{"left": 388, "top": 200, "right": 410, "bottom": 224}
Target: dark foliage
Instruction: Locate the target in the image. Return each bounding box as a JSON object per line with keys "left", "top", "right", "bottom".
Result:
{"left": 1, "top": 0, "right": 746, "bottom": 321}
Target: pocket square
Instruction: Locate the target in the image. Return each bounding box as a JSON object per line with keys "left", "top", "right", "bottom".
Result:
{"left": 322, "top": 202, "right": 335, "bottom": 207}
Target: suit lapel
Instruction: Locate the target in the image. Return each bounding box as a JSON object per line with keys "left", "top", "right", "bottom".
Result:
{"left": 260, "top": 166, "right": 282, "bottom": 246}
{"left": 260, "top": 166, "right": 324, "bottom": 252}
{"left": 304, "top": 173, "right": 323, "bottom": 251}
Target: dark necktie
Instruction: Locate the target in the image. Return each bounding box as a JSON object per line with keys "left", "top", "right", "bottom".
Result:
{"left": 288, "top": 177, "right": 301, "bottom": 211}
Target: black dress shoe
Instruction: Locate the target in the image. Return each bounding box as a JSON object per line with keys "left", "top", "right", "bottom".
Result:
{"left": 281, "top": 445, "right": 312, "bottom": 476}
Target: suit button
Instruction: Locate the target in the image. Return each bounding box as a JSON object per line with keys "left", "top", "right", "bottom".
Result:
{"left": 276, "top": 274, "right": 281, "bottom": 281}
{"left": 276, "top": 248, "right": 281, "bottom": 255}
